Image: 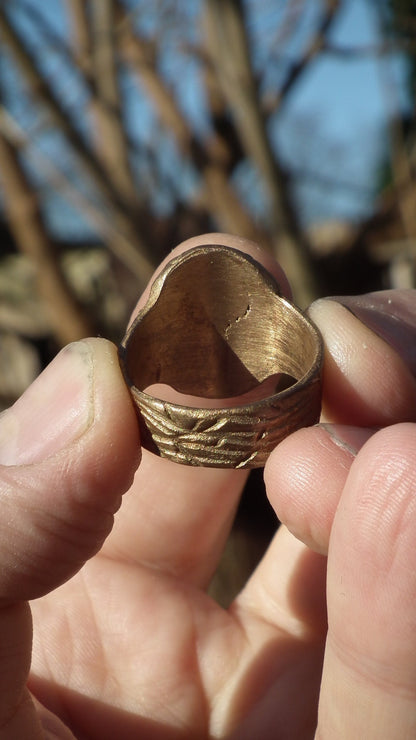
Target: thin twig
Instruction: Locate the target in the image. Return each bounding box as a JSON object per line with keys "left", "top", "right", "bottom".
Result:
{"left": 0, "top": 108, "right": 154, "bottom": 286}
{"left": 0, "top": 126, "right": 94, "bottom": 345}
{"left": 204, "top": 0, "right": 321, "bottom": 303}
{"left": 0, "top": 7, "right": 154, "bottom": 274}
{"left": 265, "top": 0, "right": 340, "bottom": 113}
{"left": 116, "top": 0, "right": 267, "bottom": 244}
{"left": 89, "top": 0, "right": 139, "bottom": 205}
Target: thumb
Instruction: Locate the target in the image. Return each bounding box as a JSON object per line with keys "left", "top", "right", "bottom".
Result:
{"left": 0, "top": 338, "right": 139, "bottom": 737}
{"left": 0, "top": 337, "right": 140, "bottom": 602}
{"left": 317, "top": 424, "right": 416, "bottom": 737}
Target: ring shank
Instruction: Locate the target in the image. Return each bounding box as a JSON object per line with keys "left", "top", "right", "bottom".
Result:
{"left": 119, "top": 246, "right": 323, "bottom": 468}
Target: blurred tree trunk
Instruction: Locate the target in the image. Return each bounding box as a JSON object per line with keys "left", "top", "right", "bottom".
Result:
{"left": 204, "top": 0, "right": 338, "bottom": 304}
{"left": 116, "top": 1, "right": 268, "bottom": 244}
{"left": 0, "top": 132, "right": 93, "bottom": 345}
{"left": 0, "top": 7, "right": 154, "bottom": 282}
{"left": 70, "top": 0, "right": 139, "bottom": 208}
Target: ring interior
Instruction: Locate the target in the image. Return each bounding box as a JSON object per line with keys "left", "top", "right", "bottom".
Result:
{"left": 123, "top": 249, "right": 319, "bottom": 400}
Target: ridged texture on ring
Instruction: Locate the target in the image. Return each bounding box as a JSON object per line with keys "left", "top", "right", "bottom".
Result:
{"left": 129, "top": 377, "right": 321, "bottom": 468}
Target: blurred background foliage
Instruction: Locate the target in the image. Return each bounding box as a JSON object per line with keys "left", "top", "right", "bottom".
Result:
{"left": 1, "top": 0, "right": 415, "bottom": 404}
{"left": 0, "top": 0, "right": 415, "bottom": 599}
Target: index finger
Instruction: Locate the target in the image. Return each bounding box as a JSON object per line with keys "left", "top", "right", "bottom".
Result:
{"left": 309, "top": 292, "right": 416, "bottom": 426}
{"left": 102, "top": 233, "right": 290, "bottom": 587}
{"left": 317, "top": 423, "right": 416, "bottom": 738}
{"left": 265, "top": 291, "right": 416, "bottom": 554}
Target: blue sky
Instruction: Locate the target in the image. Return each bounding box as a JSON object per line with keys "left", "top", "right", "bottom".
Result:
{"left": 293, "top": 0, "right": 400, "bottom": 135}
{"left": 1, "top": 0, "right": 410, "bottom": 238}
{"left": 274, "top": 0, "right": 409, "bottom": 223}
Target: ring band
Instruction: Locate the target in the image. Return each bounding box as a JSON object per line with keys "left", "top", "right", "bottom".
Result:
{"left": 119, "top": 244, "right": 323, "bottom": 468}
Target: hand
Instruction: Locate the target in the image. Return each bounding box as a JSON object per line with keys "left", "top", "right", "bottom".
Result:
{"left": 1, "top": 236, "right": 415, "bottom": 739}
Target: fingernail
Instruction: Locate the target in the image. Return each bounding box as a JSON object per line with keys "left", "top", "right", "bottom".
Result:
{"left": 329, "top": 291, "right": 416, "bottom": 375}
{"left": 0, "top": 341, "right": 94, "bottom": 466}
{"left": 320, "top": 423, "right": 374, "bottom": 456}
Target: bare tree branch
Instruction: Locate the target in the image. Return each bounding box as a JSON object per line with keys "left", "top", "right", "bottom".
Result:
{"left": 0, "top": 129, "right": 94, "bottom": 345}
{"left": 20, "top": 2, "right": 151, "bottom": 180}
{"left": 116, "top": 2, "right": 267, "bottom": 245}
{"left": 323, "top": 40, "right": 416, "bottom": 57}
{"left": 68, "top": 0, "right": 91, "bottom": 72}
{"left": 88, "top": 0, "right": 139, "bottom": 206}
{"left": 372, "top": 3, "right": 416, "bottom": 243}
{"left": 0, "top": 108, "right": 154, "bottom": 289}
{"left": 0, "top": 6, "right": 154, "bottom": 276}
{"left": 264, "top": 0, "right": 340, "bottom": 113}
{"left": 204, "top": 0, "right": 320, "bottom": 304}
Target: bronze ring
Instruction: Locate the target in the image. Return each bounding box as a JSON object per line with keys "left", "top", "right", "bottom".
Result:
{"left": 119, "top": 244, "right": 323, "bottom": 469}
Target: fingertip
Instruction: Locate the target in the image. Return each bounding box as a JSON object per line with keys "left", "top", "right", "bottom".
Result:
{"left": 0, "top": 337, "right": 141, "bottom": 478}
{"left": 330, "top": 290, "right": 416, "bottom": 375}
{"left": 334, "top": 422, "right": 416, "bottom": 550}
{"left": 264, "top": 424, "right": 373, "bottom": 553}
{"left": 319, "top": 423, "right": 416, "bottom": 737}
{"left": 0, "top": 337, "right": 141, "bottom": 601}
{"left": 77, "top": 337, "right": 141, "bottom": 502}
{"left": 20, "top": 337, "right": 142, "bottom": 503}
{"left": 327, "top": 422, "right": 416, "bottom": 632}
{"left": 308, "top": 298, "right": 416, "bottom": 426}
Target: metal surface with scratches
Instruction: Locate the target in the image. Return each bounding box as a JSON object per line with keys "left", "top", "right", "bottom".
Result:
{"left": 119, "top": 244, "right": 323, "bottom": 468}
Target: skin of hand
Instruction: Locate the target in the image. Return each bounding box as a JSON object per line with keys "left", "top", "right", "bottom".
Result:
{"left": 0, "top": 234, "right": 415, "bottom": 739}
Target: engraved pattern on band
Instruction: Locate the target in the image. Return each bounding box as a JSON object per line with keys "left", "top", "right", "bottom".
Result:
{"left": 119, "top": 245, "right": 323, "bottom": 468}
